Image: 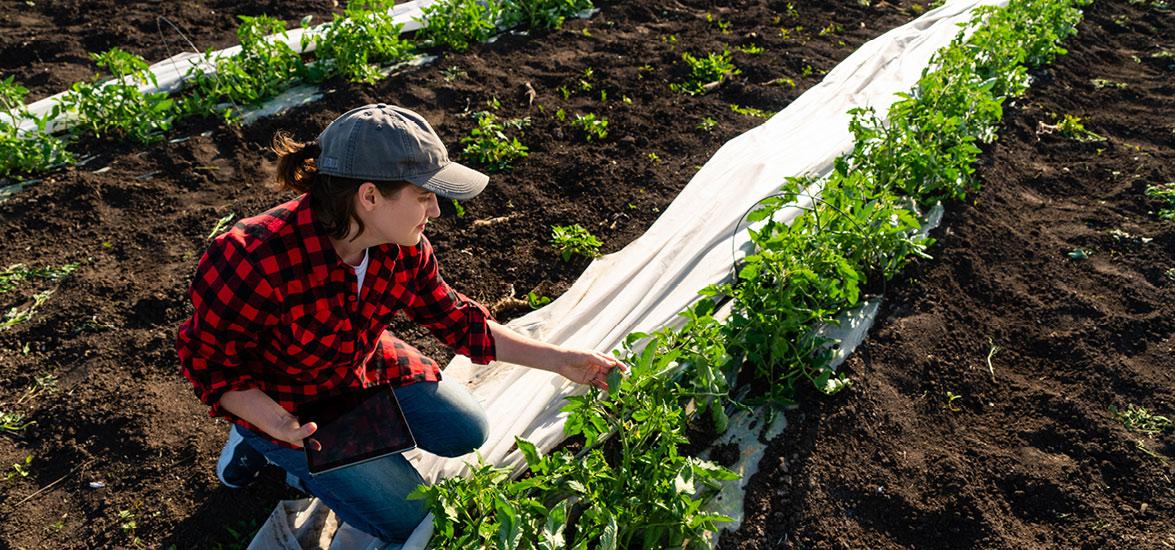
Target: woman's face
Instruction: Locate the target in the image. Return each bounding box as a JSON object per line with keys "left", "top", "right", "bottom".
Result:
{"left": 359, "top": 183, "right": 441, "bottom": 247}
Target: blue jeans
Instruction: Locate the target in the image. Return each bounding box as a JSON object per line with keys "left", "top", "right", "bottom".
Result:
{"left": 237, "top": 380, "right": 488, "bottom": 544}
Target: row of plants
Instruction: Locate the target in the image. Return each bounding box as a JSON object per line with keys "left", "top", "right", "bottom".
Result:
{"left": 408, "top": 0, "right": 1091, "bottom": 547}
{"left": 0, "top": 0, "right": 599, "bottom": 180}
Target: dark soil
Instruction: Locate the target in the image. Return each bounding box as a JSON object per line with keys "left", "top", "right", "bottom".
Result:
{"left": 0, "top": 0, "right": 930, "bottom": 548}
{"left": 0, "top": 0, "right": 340, "bottom": 103}
{"left": 722, "top": 1, "right": 1175, "bottom": 549}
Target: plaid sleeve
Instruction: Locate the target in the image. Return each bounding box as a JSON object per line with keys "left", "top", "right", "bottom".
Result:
{"left": 176, "top": 237, "right": 278, "bottom": 419}
{"left": 402, "top": 237, "right": 497, "bottom": 365}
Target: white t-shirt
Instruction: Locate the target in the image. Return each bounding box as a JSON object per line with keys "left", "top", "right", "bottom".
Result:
{"left": 347, "top": 248, "right": 370, "bottom": 296}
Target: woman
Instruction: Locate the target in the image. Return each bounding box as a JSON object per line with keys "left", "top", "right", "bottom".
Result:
{"left": 177, "top": 104, "right": 623, "bottom": 544}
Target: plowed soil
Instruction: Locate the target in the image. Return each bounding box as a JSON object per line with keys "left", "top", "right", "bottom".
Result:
{"left": 723, "top": 1, "right": 1174, "bottom": 548}
{"left": 0, "top": 0, "right": 930, "bottom": 548}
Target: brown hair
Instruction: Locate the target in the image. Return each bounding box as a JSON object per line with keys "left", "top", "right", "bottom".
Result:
{"left": 272, "top": 131, "right": 413, "bottom": 241}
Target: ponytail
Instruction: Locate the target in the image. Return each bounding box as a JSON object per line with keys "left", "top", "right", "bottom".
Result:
{"left": 270, "top": 130, "right": 415, "bottom": 242}
{"left": 273, "top": 131, "right": 320, "bottom": 194}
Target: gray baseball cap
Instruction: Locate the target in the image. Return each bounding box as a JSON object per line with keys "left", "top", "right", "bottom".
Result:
{"left": 315, "top": 103, "right": 489, "bottom": 200}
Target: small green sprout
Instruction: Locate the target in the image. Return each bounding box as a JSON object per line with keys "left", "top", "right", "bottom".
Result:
{"left": 551, "top": 224, "right": 603, "bottom": 261}
{"left": 737, "top": 44, "right": 765, "bottom": 55}
{"left": 1067, "top": 248, "right": 1090, "bottom": 260}
{"left": 0, "top": 411, "right": 34, "bottom": 434}
{"left": 1054, "top": 114, "right": 1106, "bottom": 142}
{"left": 670, "top": 50, "right": 739, "bottom": 95}
{"left": 730, "top": 104, "right": 772, "bottom": 118}
{"left": 207, "top": 213, "right": 235, "bottom": 241}
{"left": 4, "top": 454, "right": 32, "bottom": 480}
{"left": 572, "top": 113, "right": 609, "bottom": 141}
{"left": 1090, "top": 78, "right": 1127, "bottom": 90}
{"left": 697, "top": 117, "right": 718, "bottom": 132}
{"left": 944, "top": 391, "right": 963, "bottom": 412}
{"left": 1110, "top": 404, "right": 1173, "bottom": 436}
{"left": 526, "top": 291, "right": 551, "bottom": 309}
{"left": 461, "top": 112, "right": 530, "bottom": 171}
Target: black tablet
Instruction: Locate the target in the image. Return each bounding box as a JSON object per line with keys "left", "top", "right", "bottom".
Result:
{"left": 296, "top": 384, "right": 417, "bottom": 475}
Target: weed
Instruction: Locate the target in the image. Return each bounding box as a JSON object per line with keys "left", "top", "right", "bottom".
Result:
{"left": 985, "top": 337, "right": 1000, "bottom": 382}
{"left": 785, "top": 2, "right": 799, "bottom": 17}
{"left": 647, "top": 152, "right": 660, "bottom": 162}
{"left": 554, "top": 108, "right": 566, "bottom": 121}
{"left": 819, "top": 22, "right": 844, "bottom": 36}
{"left": 1054, "top": 114, "right": 1106, "bottom": 142}
{"left": 526, "top": 291, "right": 551, "bottom": 309}
{"left": 1166, "top": 268, "right": 1175, "bottom": 281}
{"left": 0, "top": 263, "right": 78, "bottom": 293}
{"left": 697, "top": 117, "right": 718, "bottom": 132}
{"left": 705, "top": 13, "right": 732, "bottom": 34}
{"left": 802, "top": 64, "right": 815, "bottom": 76}
{"left": 1066, "top": 248, "right": 1090, "bottom": 260}
{"left": 730, "top": 104, "right": 772, "bottom": 118}
{"left": 4, "top": 454, "right": 32, "bottom": 481}
{"left": 1144, "top": 182, "right": 1175, "bottom": 220}
{"left": 571, "top": 113, "right": 609, "bottom": 141}
{"left": 451, "top": 199, "right": 466, "bottom": 218}
{"left": 0, "top": 411, "right": 34, "bottom": 434}
{"left": 462, "top": 112, "right": 530, "bottom": 171}
{"left": 551, "top": 224, "right": 602, "bottom": 261}
{"left": 1110, "top": 404, "right": 1173, "bottom": 436}
{"left": 1090, "top": 78, "right": 1127, "bottom": 89}
{"left": 207, "top": 213, "right": 235, "bottom": 241}
{"left": 418, "top": 0, "right": 503, "bottom": 52}
{"left": 737, "top": 44, "right": 765, "bottom": 55}
{"left": 944, "top": 391, "right": 963, "bottom": 412}
{"left": 622, "top": 95, "right": 632, "bottom": 105}
{"left": 773, "top": 77, "right": 797, "bottom": 88}
{"left": 441, "top": 65, "right": 468, "bottom": 81}
{"left": 670, "top": 50, "right": 739, "bottom": 95}
{"left": 315, "top": 0, "right": 415, "bottom": 84}
{"left": 1, "top": 289, "right": 55, "bottom": 330}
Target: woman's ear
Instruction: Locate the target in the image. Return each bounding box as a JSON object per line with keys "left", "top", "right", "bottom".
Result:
{"left": 357, "top": 181, "right": 379, "bottom": 211}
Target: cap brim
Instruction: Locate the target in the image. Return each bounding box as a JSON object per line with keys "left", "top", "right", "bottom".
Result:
{"left": 410, "top": 161, "right": 489, "bottom": 200}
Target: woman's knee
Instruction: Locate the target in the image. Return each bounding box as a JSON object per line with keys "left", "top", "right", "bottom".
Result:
{"left": 430, "top": 410, "right": 488, "bottom": 457}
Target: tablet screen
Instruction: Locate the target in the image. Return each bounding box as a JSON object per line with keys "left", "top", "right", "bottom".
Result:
{"left": 296, "top": 384, "right": 417, "bottom": 475}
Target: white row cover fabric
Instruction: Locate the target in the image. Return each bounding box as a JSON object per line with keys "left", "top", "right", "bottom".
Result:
{"left": 239, "top": 0, "right": 1008, "bottom": 548}
{"left": 6, "top": 0, "right": 440, "bottom": 135}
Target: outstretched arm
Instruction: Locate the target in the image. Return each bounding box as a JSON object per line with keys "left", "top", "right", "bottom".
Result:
{"left": 488, "top": 321, "right": 626, "bottom": 390}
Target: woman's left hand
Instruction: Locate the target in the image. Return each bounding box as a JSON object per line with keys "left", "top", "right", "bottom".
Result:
{"left": 555, "top": 349, "right": 628, "bottom": 391}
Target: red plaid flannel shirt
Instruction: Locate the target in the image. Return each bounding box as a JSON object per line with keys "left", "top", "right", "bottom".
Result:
{"left": 177, "top": 195, "right": 496, "bottom": 445}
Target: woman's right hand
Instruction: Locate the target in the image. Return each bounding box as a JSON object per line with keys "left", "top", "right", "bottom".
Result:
{"left": 219, "top": 389, "right": 321, "bottom": 450}
{"left": 273, "top": 414, "right": 320, "bottom": 450}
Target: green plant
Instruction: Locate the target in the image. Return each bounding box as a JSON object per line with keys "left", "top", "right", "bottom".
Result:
{"left": 1110, "top": 404, "right": 1173, "bottom": 436}
{"left": 697, "top": 117, "right": 718, "bottom": 132}
{"left": 314, "top": 0, "right": 416, "bottom": 84}
{"left": 944, "top": 391, "right": 963, "bottom": 412}
{"left": 670, "top": 50, "right": 740, "bottom": 95}
{"left": 1, "top": 289, "right": 55, "bottom": 330}
{"left": 1067, "top": 248, "right": 1090, "bottom": 260}
{"left": 451, "top": 199, "right": 466, "bottom": 218}
{"left": 0, "top": 76, "right": 72, "bottom": 178}
{"left": 502, "top": 0, "right": 593, "bottom": 31}
{"left": 56, "top": 48, "right": 175, "bottom": 143}
{"left": 1054, "top": 114, "right": 1106, "bottom": 142}
{"left": 418, "top": 0, "right": 503, "bottom": 52}
{"left": 551, "top": 224, "right": 602, "bottom": 261}
{"left": 571, "top": 113, "right": 608, "bottom": 141}
{"left": 1144, "top": 182, "right": 1174, "bottom": 220}
{"left": 207, "top": 213, "right": 235, "bottom": 241}
{"left": 526, "top": 291, "right": 551, "bottom": 309}
{"left": 730, "top": 104, "right": 772, "bottom": 118}
{"left": 985, "top": 337, "right": 1000, "bottom": 382}
{"left": 0, "top": 411, "right": 34, "bottom": 434}
{"left": 0, "top": 263, "right": 78, "bottom": 293}
{"left": 737, "top": 43, "right": 765, "bottom": 55}
{"left": 4, "top": 454, "right": 32, "bottom": 481}
{"left": 183, "top": 15, "right": 310, "bottom": 117}
{"left": 774, "top": 76, "right": 797, "bottom": 88}
{"left": 1090, "top": 78, "right": 1127, "bottom": 89}
{"left": 461, "top": 112, "right": 530, "bottom": 171}
{"left": 442, "top": 65, "right": 469, "bottom": 81}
